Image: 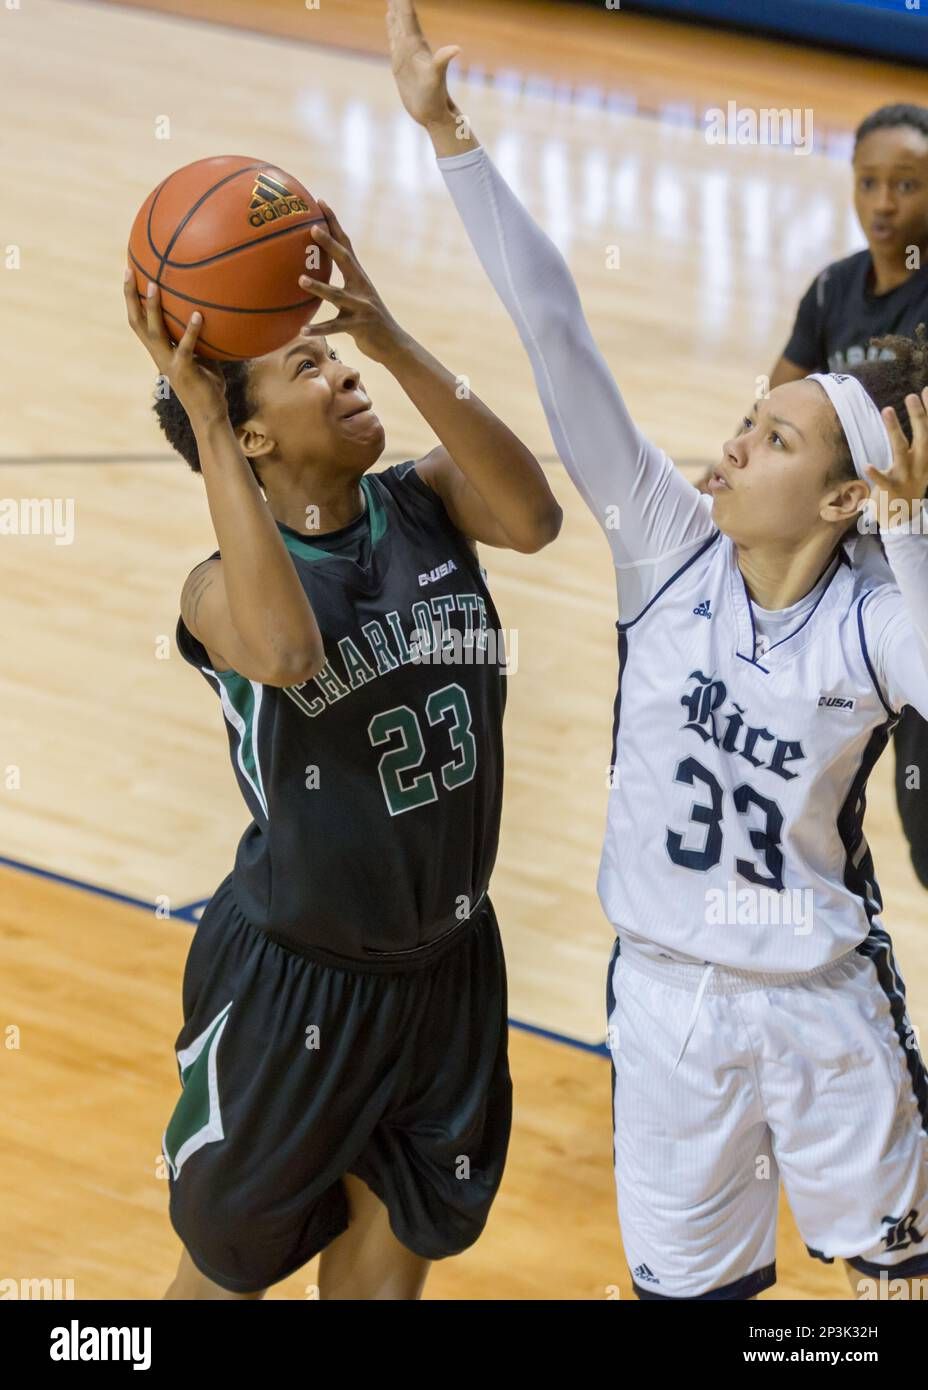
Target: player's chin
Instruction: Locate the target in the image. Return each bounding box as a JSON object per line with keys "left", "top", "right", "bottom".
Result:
{"left": 709, "top": 493, "right": 742, "bottom": 537}
{"left": 337, "top": 412, "right": 386, "bottom": 462}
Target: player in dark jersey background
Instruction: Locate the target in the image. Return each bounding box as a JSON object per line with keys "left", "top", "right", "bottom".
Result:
{"left": 707, "top": 104, "right": 928, "bottom": 888}
{"left": 123, "top": 196, "right": 562, "bottom": 1299}
{"left": 774, "top": 106, "right": 928, "bottom": 383}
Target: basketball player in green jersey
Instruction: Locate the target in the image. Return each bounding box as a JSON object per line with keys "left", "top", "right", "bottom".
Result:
{"left": 123, "top": 201, "right": 562, "bottom": 1299}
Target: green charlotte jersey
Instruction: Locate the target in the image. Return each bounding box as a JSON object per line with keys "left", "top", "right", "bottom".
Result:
{"left": 176, "top": 462, "right": 508, "bottom": 959}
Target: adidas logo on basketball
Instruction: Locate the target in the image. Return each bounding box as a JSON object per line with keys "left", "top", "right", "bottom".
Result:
{"left": 418, "top": 559, "right": 457, "bottom": 587}
{"left": 248, "top": 173, "right": 309, "bottom": 228}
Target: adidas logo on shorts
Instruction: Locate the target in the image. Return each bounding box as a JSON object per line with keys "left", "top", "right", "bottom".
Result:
{"left": 633, "top": 1262, "right": 659, "bottom": 1284}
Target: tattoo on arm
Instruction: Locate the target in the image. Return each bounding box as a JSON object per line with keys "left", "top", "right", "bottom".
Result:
{"left": 183, "top": 564, "right": 216, "bottom": 635}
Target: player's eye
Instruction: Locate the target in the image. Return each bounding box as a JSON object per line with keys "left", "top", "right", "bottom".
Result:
{"left": 328, "top": 349, "right": 339, "bottom": 361}
{"left": 297, "top": 358, "right": 318, "bottom": 375}
{"left": 769, "top": 431, "right": 785, "bottom": 449}
{"left": 739, "top": 416, "right": 753, "bottom": 433}
{"left": 898, "top": 179, "right": 917, "bottom": 194}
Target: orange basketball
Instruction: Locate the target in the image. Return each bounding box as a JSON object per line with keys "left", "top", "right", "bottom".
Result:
{"left": 127, "top": 155, "right": 332, "bottom": 361}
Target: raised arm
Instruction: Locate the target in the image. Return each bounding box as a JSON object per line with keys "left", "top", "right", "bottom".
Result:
{"left": 387, "top": 0, "right": 713, "bottom": 615}
{"left": 300, "top": 201, "right": 562, "bottom": 554}
{"left": 124, "top": 271, "right": 324, "bottom": 687}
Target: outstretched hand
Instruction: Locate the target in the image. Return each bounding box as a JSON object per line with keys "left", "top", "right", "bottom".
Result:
{"left": 298, "top": 200, "right": 404, "bottom": 363}
{"left": 867, "top": 389, "right": 928, "bottom": 527}
{"left": 386, "top": 0, "right": 461, "bottom": 130}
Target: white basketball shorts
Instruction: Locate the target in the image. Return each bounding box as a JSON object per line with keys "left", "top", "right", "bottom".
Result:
{"left": 606, "top": 930, "right": 928, "bottom": 1299}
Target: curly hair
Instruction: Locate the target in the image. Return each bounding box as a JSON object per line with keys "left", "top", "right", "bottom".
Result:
{"left": 153, "top": 359, "right": 261, "bottom": 477}
{"left": 826, "top": 325, "right": 928, "bottom": 483}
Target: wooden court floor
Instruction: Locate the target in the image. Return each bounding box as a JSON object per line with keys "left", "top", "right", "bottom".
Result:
{"left": 0, "top": 863, "right": 852, "bottom": 1299}
{"left": 0, "top": 0, "right": 924, "bottom": 1298}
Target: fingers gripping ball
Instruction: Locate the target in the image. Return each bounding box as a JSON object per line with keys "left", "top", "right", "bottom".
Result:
{"left": 128, "top": 156, "right": 333, "bottom": 361}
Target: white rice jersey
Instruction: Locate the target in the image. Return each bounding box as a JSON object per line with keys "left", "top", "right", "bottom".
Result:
{"left": 600, "top": 530, "right": 897, "bottom": 971}
{"left": 438, "top": 142, "right": 928, "bottom": 974}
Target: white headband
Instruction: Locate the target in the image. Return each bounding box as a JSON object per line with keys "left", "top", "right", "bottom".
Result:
{"left": 808, "top": 372, "right": 892, "bottom": 487}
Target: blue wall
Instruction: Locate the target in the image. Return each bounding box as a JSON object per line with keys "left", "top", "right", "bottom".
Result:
{"left": 570, "top": 0, "right": 926, "bottom": 64}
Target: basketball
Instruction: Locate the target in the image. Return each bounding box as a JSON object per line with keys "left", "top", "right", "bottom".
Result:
{"left": 127, "top": 155, "right": 332, "bottom": 361}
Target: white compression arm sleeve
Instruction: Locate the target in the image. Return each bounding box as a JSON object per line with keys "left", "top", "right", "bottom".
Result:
{"left": 866, "top": 515, "right": 928, "bottom": 719}
{"left": 437, "top": 145, "right": 714, "bottom": 621}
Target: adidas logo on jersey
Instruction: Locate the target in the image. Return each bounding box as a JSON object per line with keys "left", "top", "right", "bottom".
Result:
{"left": 693, "top": 599, "right": 712, "bottom": 618}
{"left": 418, "top": 559, "right": 457, "bottom": 587}
{"left": 633, "top": 1263, "right": 659, "bottom": 1284}
{"left": 818, "top": 695, "right": 856, "bottom": 711}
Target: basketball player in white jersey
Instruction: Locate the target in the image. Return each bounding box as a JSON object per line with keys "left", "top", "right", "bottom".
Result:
{"left": 388, "top": 0, "right": 928, "bottom": 1299}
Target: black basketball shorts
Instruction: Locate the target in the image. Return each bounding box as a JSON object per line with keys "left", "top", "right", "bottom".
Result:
{"left": 162, "top": 875, "right": 512, "bottom": 1294}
